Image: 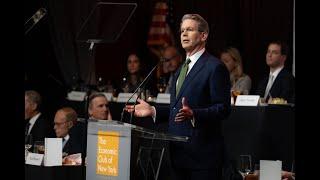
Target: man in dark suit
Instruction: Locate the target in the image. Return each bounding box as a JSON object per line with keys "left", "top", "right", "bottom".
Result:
{"left": 162, "top": 46, "right": 183, "bottom": 94}
{"left": 256, "top": 41, "right": 295, "bottom": 103}
{"left": 25, "top": 90, "right": 54, "bottom": 147}
{"left": 54, "top": 107, "right": 84, "bottom": 156}
{"left": 126, "top": 14, "right": 231, "bottom": 180}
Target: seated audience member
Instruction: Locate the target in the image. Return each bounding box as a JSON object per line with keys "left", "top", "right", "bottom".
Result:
{"left": 121, "top": 53, "right": 145, "bottom": 93}
{"left": 256, "top": 41, "right": 295, "bottom": 103}
{"left": 54, "top": 107, "right": 83, "bottom": 156}
{"left": 75, "top": 93, "right": 113, "bottom": 160}
{"left": 161, "top": 46, "right": 182, "bottom": 93}
{"left": 220, "top": 47, "right": 252, "bottom": 94}
{"left": 25, "top": 90, "right": 54, "bottom": 147}
{"left": 88, "top": 93, "right": 112, "bottom": 120}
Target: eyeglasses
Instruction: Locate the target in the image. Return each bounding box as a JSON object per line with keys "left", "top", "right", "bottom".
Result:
{"left": 53, "top": 121, "right": 67, "bottom": 126}
{"left": 162, "top": 55, "right": 178, "bottom": 62}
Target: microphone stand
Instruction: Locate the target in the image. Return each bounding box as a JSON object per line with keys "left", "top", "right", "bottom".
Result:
{"left": 120, "top": 59, "right": 165, "bottom": 124}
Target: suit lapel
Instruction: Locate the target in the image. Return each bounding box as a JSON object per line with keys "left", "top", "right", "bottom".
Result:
{"left": 29, "top": 114, "right": 41, "bottom": 136}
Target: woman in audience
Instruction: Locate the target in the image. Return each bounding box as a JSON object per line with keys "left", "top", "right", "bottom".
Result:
{"left": 220, "top": 47, "right": 252, "bottom": 94}
{"left": 121, "top": 53, "right": 144, "bottom": 93}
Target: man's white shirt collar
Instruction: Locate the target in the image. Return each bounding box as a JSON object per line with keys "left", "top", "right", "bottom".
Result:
{"left": 28, "top": 112, "right": 41, "bottom": 134}
{"left": 186, "top": 48, "right": 205, "bottom": 74}
{"left": 269, "top": 66, "right": 284, "bottom": 80}
{"left": 62, "top": 134, "right": 70, "bottom": 148}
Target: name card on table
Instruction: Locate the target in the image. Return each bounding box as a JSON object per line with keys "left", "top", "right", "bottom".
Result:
{"left": 156, "top": 93, "right": 170, "bottom": 104}
{"left": 235, "top": 95, "right": 260, "bottom": 106}
{"left": 67, "top": 91, "right": 87, "bottom": 101}
{"left": 44, "top": 138, "right": 62, "bottom": 166}
{"left": 103, "top": 93, "right": 113, "bottom": 101}
{"left": 260, "top": 160, "right": 282, "bottom": 180}
{"left": 26, "top": 153, "right": 44, "bottom": 166}
{"left": 117, "top": 93, "right": 137, "bottom": 103}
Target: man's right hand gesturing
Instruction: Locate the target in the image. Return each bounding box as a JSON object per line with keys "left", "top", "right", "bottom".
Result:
{"left": 125, "top": 98, "right": 155, "bottom": 117}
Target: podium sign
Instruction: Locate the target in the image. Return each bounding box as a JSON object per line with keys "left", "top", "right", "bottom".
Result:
{"left": 96, "top": 131, "right": 120, "bottom": 176}
{"left": 86, "top": 119, "right": 188, "bottom": 180}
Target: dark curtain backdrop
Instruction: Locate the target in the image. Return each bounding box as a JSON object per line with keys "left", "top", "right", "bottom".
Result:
{"left": 25, "top": 0, "right": 293, "bottom": 100}
{"left": 94, "top": 0, "right": 293, "bottom": 93}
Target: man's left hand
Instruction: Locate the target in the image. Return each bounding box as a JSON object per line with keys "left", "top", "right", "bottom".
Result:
{"left": 175, "top": 97, "right": 193, "bottom": 122}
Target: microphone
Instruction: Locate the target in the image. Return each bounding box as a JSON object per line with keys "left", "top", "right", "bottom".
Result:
{"left": 25, "top": 8, "right": 47, "bottom": 35}
{"left": 120, "top": 59, "right": 164, "bottom": 123}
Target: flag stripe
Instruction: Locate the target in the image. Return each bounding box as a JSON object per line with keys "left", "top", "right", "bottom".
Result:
{"left": 147, "top": 2, "right": 174, "bottom": 48}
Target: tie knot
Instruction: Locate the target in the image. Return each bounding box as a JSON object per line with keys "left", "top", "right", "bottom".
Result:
{"left": 185, "top": 58, "right": 191, "bottom": 65}
{"left": 269, "top": 74, "right": 274, "bottom": 80}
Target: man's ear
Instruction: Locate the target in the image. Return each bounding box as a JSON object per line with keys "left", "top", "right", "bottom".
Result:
{"left": 88, "top": 108, "right": 92, "bottom": 117}
{"left": 31, "top": 103, "right": 37, "bottom": 111}
{"left": 201, "top": 32, "right": 208, "bottom": 42}
{"left": 281, "top": 54, "right": 287, "bottom": 63}
{"left": 67, "top": 121, "right": 73, "bottom": 129}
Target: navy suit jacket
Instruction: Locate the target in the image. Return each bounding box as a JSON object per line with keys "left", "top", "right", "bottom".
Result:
{"left": 159, "top": 51, "right": 231, "bottom": 170}
{"left": 256, "top": 68, "right": 295, "bottom": 103}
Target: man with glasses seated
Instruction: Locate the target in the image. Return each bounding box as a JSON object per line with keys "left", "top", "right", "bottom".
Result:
{"left": 54, "top": 107, "right": 83, "bottom": 157}
{"left": 161, "top": 46, "right": 182, "bottom": 94}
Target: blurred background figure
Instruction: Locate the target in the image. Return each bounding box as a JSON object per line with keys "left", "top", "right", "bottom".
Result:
{"left": 220, "top": 47, "right": 252, "bottom": 95}
{"left": 121, "top": 53, "right": 144, "bottom": 93}
{"left": 255, "top": 41, "right": 295, "bottom": 103}
{"left": 25, "top": 90, "right": 54, "bottom": 148}
{"left": 160, "top": 46, "right": 182, "bottom": 94}
{"left": 54, "top": 107, "right": 83, "bottom": 156}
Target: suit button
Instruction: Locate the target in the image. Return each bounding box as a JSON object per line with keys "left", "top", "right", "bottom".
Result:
{"left": 173, "top": 107, "right": 176, "bottom": 110}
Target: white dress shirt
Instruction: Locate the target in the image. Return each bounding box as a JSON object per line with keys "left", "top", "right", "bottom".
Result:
{"left": 264, "top": 66, "right": 284, "bottom": 98}
{"left": 62, "top": 134, "right": 70, "bottom": 148}
{"left": 28, "top": 112, "right": 41, "bottom": 134}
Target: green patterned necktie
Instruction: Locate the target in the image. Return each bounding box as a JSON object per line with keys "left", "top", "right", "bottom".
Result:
{"left": 176, "top": 58, "right": 191, "bottom": 97}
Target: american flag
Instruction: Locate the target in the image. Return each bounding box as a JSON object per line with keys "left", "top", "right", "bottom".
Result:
{"left": 147, "top": 1, "right": 175, "bottom": 50}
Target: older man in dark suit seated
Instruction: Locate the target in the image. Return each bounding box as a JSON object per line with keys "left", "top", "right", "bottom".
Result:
{"left": 54, "top": 107, "right": 84, "bottom": 156}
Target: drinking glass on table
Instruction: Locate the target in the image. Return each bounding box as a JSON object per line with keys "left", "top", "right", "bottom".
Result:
{"left": 34, "top": 141, "right": 45, "bottom": 154}
{"left": 25, "top": 134, "right": 33, "bottom": 160}
{"left": 239, "top": 155, "right": 252, "bottom": 177}
{"left": 290, "top": 160, "right": 295, "bottom": 179}
{"left": 25, "top": 134, "right": 33, "bottom": 151}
